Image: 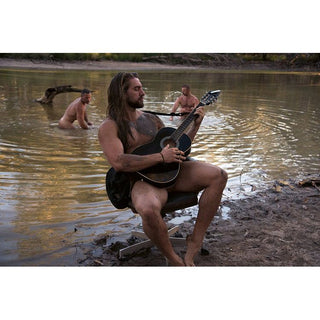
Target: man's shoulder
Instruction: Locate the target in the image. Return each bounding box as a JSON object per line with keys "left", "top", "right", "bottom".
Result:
{"left": 174, "top": 95, "right": 183, "bottom": 102}
{"left": 142, "top": 111, "right": 164, "bottom": 128}
{"left": 74, "top": 98, "right": 85, "bottom": 108}
{"left": 98, "top": 118, "right": 120, "bottom": 141}
{"left": 141, "top": 111, "right": 158, "bottom": 119}
{"left": 189, "top": 94, "right": 199, "bottom": 105}
{"left": 99, "top": 117, "right": 117, "bottom": 131}
{"left": 101, "top": 117, "right": 116, "bottom": 126}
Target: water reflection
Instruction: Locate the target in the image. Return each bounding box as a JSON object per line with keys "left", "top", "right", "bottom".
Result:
{"left": 0, "top": 68, "right": 319, "bottom": 265}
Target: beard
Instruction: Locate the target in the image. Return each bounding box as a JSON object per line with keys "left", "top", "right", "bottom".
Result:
{"left": 127, "top": 96, "right": 144, "bottom": 109}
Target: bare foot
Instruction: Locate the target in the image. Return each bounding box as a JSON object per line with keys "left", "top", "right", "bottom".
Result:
{"left": 184, "top": 235, "right": 200, "bottom": 266}
{"left": 166, "top": 255, "right": 185, "bottom": 266}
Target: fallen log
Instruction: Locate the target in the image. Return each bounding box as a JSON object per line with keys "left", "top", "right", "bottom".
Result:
{"left": 35, "top": 85, "right": 89, "bottom": 104}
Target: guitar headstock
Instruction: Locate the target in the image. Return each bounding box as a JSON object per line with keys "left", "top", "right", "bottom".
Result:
{"left": 200, "top": 90, "right": 221, "bottom": 106}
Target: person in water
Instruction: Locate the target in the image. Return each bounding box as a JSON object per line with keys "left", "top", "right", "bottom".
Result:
{"left": 98, "top": 72, "right": 228, "bottom": 266}
{"left": 170, "top": 84, "right": 199, "bottom": 121}
{"left": 58, "top": 89, "right": 93, "bottom": 129}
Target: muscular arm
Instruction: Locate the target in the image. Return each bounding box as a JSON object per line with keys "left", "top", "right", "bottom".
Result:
{"left": 171, "top": 97, "right": 181, "bottom": 113}
{"left": 98, "top": 119, "right": 164, "bottom": 172}
{"left": 76, "top": 104, "right": 89, "bottom": 129}
{"left": 84, "top": 110, "right": 92, "bottom": 126}
{"left": 99, "top": 116, "right": 185, "bottom": 172}
{"left": 170, "top": 97, "right": 181, "bottom": 120}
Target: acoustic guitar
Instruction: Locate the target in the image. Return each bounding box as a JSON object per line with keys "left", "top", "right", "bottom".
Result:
{"left": 131, "top": 89, "right": 221, "bottom": 188}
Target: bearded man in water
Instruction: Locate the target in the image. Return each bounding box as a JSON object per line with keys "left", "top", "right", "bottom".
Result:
{"left": 98, "top": 72, "right": 227, "bottom": 266}
{"left": 170, "top": 84, "right": 199, "bottom": 121}
{"left": 58, "top": 89, "right": 93, "bottom": 129}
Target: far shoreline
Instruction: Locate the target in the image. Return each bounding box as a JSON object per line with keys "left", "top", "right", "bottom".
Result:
{"left": 0, "top": 57, "right": 319, "bottom": 73}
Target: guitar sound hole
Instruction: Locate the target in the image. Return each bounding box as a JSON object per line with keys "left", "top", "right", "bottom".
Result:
{"left": 160, "top": 137, "right": 179, "bottom": 149}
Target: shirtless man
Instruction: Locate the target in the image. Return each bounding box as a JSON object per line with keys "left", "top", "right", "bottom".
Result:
{"left": 98, "top": 72, "right": 227, "bottom": 266}
{"left": 170, "top": 84, "right": 199, "bottom": 121}
{"left": 58, "top": 89, "right": 93, "bottom": 129}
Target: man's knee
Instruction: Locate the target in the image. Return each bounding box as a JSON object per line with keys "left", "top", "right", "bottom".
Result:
{"left": 210, "top": 166, "right": 228, "bottom": 188}
{"left": 134, "top": 200, "right": 162, "bottom": 222}
{"left": 131, "top": 182, "right": 167, "bottom": 220}
{"left": 219, "top": 167, "right": 228, "bottom": 185}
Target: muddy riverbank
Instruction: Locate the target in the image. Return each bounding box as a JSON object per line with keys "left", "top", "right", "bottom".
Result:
{"left": 79, "top": 175, "right": 320, "bottom": 266}
{"left": 1, "top": 57, "right": 319, "bottom": 72}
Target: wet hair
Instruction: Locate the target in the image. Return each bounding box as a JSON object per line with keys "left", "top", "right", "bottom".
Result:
{"left": 81, "top": 88, "right": 91, "bottom": 95}
{"left": 107, "top": 72, "right": 139, "bottom": 152}
{"left": 182, "top": 84, "right": 190, "bottom": 90}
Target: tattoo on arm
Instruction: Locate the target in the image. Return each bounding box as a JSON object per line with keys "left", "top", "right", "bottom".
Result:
{"left": 116, "top": 153, "right": 147, "bottom": 171}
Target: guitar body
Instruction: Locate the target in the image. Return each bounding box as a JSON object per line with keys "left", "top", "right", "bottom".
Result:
{"left": 132, "top": 127, "right": 192, "bottom": 188}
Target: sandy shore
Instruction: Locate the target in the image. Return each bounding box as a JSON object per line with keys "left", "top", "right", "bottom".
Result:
{"left": 1, "top": 57, "right": 318, "bottom": 72}
{"left": 79, "top": 176, "right": 320, "bottom": 266}
{"left": 0, "top": 58, "right": 198, "bottom": 71}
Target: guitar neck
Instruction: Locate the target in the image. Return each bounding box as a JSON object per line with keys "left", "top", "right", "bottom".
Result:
{"left": 170, "top": 102, "right": 204, "bottom": 141}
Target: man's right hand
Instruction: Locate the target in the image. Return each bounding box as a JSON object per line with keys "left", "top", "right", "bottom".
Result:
{"left": 160, "top": 144, "right": 185, "bottom": 163}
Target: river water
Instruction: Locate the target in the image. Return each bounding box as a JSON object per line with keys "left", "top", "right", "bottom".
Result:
{"left": 0, "top": 68, "right": 319, "bottom": 265}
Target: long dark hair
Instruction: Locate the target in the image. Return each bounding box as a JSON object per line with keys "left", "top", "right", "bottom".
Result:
{"left": 107, "top": 72, "right": 138, "bottom": 152}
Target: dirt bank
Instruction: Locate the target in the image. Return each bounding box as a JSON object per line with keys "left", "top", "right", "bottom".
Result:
{"left": 79, "top": 175, "right": 320, "bottom": 266}
{"left": 0, "top": 58, "right": 198, "bottom": 71}
{"left": 1, "top": 57, "right": 319, "bottom": 72}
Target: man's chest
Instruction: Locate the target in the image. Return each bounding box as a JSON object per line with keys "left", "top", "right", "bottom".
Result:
{"left": 181, "top": 96, "right": 195, "bottom": 107}
{"left": 127, "top": 115, "right": 159, "bottom": 152}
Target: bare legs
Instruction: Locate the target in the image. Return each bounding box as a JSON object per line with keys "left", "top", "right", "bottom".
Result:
{"left": 131, "top": 161, "right": 228, "bottom": 266}
{"left": 131, "top": 181, "right": 185, "bottom": 266}
{"left": 182, "top": 166, "right": 228, "bottom": 265}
